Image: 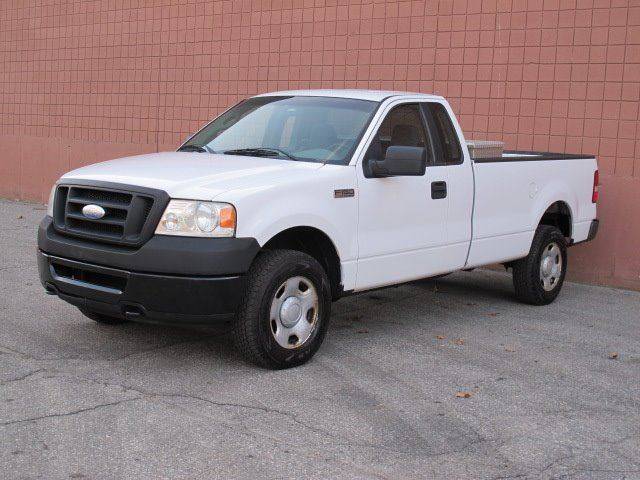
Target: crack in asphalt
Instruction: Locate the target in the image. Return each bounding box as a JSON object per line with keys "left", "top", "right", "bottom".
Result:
{"left": 0, "top": 398, "right": 140, "bottom": 427}
{"left": 126, "top": 388, "right": 389, "bottom": 452}
{"left": 538, "top": 449, "right": 577, "bottom": 475}
{"left": 0, "top": 368, "right": 45, "bottom": 385}
{"left": 44, "top": 375, "right": 341, "bottom": 441}
{"left": 27, "top": 373, "right": 500, "bottom": 459}
{"left": 136, "top": 388, "right": 488, "bottom": 457}
{"left": 0, "top": 333, "right": 219, "bottom": 363}
{"left": 150, "top": 389, "right": 501, "bottom": 458}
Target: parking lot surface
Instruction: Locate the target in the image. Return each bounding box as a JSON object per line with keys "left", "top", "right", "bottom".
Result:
{"left": 1, "top": 199, "right": 639, "bottom": 479}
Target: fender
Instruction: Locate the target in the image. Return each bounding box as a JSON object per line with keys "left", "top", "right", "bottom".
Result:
{"left": 531, "top": 179, "right": 576, "bottom": 235}
{"left": 250, "top": 216, "right": 358, "bottom": 291}
{"left": 254, "top": 214, "right": 343, "bottom": 254}
{"left": 222, "top": 166, "right": 359, "bottom": 290}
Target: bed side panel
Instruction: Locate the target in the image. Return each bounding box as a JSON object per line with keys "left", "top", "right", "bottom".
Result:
{"left": 466, "top": 158, "right": 597, "bottom": 267}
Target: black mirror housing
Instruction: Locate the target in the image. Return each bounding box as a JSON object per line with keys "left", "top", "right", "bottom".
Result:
{"left": 365, "top": 146, "right": 426, "bottom": 178}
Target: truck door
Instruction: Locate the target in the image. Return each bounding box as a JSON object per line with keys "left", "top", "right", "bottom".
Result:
{"left": 420, "top": 101, "right": 474, "bottom": 269}
{"left": 355, "top": 101, "right": 465, "bottom": 290}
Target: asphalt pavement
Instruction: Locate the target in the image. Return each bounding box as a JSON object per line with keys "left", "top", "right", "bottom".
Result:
{"left": 1, "top": 199, "right": 639, "bottom": 479}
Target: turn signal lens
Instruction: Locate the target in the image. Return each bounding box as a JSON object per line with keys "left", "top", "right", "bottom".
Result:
{"left": 219, "top": 205, "right": 236, "bottom": 229}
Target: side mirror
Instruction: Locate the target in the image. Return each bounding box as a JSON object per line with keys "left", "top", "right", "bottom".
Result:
{"left": 364, "top": 146, "right": 426, "bottom": 178}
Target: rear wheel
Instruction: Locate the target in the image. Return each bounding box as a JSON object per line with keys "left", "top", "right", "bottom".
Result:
{"left": 233, "top": 249, "right": 331, "bottom": 369}
{"left": 79, "top": 308, "right": 128, "bottom": 325}
{"left": 512, "top": 225, "right": 567, "bottom": 305}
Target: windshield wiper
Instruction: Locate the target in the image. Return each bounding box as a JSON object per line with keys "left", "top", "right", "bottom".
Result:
{"left": 178, "top": 144, "right": 215, "bottom": 153}
{"left": 223, "top": 147, "right": 299, "bottom": 161}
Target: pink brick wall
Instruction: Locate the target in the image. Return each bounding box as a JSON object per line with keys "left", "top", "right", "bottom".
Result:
{"left": 1, "top": 0, "right": 639, "bottom": 289}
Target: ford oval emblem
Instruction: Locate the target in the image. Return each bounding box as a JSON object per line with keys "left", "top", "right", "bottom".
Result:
{"left": 82, "top": 204, "right": 106, "bottom": 220}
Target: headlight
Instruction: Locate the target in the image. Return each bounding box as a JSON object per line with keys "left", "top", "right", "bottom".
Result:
{"left": 155, "top": 200, "right": 236, "bottom": 237}
{"left": 46, "top": 184, "right": 57, "bottom": 217}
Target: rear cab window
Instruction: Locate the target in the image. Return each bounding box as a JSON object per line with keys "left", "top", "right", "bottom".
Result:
{"left": 421, "top": 103, "right": 463, "bottom": 166}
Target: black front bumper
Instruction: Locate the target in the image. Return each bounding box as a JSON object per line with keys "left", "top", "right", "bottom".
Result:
{"left": 37, "top": 217, "right": 260, "bottom": 325}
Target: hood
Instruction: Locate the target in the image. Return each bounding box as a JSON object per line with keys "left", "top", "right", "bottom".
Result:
{"left": 61, "top": 151, "right": 325, "bottom": 199}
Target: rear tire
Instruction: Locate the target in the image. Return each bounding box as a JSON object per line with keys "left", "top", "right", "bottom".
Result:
{"left": 79, "top": 308, "right": 128, "bottom": 325}
{"left": 233, "top": 249, "right": 331, "bottom": 369}
{"left": 512, "top": 225, "right": 567, "bottom": 305}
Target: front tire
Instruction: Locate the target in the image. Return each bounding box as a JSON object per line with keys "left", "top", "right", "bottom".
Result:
{"left": 233, "top": 249, "right": 332, "bottom": 369}
{"left": 512, "top": 225, "right": 568, "bottom": 305}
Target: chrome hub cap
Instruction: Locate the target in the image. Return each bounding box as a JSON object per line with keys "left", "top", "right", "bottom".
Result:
{"left": 269, "top": 276, "right": 319, "bottom": 349}
{"left": 540, "top": 242, "right": 563, "bottom": 291}
{"left": 279, "top": 297, "right": 302, "bottom": 327}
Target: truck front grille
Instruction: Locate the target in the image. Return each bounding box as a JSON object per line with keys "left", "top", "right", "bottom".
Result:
{"left": 52, "top": 183, "right": 168, "bottom": 247}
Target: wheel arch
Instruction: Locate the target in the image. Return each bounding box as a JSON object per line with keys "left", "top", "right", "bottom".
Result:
{"left": 536, "top": 200, "right": 573, "bottom": 239}
{"left": 260, "top": 226, "right": 343, "bottom": 300}
{"left": 531, "top": 177, "right": 577, "bottom": 241}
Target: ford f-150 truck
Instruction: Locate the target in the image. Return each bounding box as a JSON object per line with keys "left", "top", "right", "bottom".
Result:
{"left": 38, "top": 90, "right": 599, "bottom": 368}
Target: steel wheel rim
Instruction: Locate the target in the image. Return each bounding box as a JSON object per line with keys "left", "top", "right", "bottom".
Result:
{"left": 540, "top": 242, "right": 563, "bottom": 292}
{"left": 269, "top": 276, "right": 319, "bottom": 349}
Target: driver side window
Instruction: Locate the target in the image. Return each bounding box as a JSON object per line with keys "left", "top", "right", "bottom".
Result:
{"left": 365, "top": 103, "right": 430, "bottom": 162}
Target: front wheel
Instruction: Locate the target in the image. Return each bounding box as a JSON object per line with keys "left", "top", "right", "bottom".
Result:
{"left": 512, "top": 225, "right": 568, "bottom": 305}
{"left": 233, "top": 249, "right": 332, "bottom": 369}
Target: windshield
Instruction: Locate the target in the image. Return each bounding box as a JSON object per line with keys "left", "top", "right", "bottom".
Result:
{"left": 180, "top": 96, "right": 379, "bottom": 165}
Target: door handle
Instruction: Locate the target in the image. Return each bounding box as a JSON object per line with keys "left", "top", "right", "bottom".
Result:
{"left": 431, "top": 181, "right": 447, "bottom": 199}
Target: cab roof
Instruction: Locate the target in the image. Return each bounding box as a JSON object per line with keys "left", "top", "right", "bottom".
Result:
{"left": 255, "top": 89, "right": 444, "bottom": 103}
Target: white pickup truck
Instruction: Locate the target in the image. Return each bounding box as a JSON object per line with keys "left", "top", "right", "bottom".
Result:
{"left": 38, "top": 89, "right": 599, "bottom": 368}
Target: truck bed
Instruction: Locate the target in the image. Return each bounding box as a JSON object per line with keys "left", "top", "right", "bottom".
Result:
{"left": 473, "top": 150, "right": 595, "bottom": 163}
{"left": 467, "top": 149, "right": 598, "bottom": 268}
